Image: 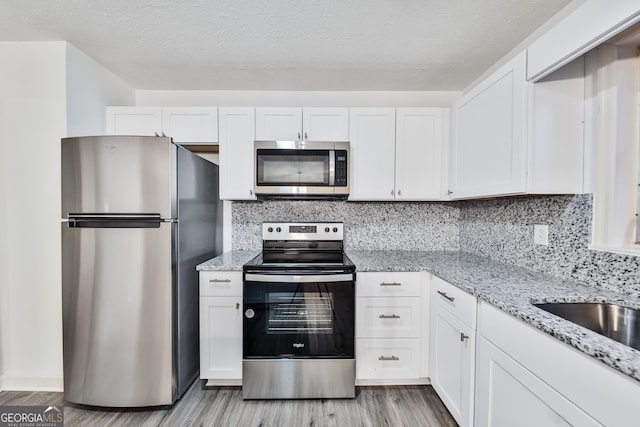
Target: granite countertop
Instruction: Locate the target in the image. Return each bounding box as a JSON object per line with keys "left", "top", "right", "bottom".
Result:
{"left": 196, "top": 250, "right": 260, "bottom": 271}
{"left": 196, "top": 249, "right": 640, "bottom": 382}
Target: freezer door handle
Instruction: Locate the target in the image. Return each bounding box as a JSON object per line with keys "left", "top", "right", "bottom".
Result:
{"left": 67, "top": 213, "right": 167, "bottom": 228}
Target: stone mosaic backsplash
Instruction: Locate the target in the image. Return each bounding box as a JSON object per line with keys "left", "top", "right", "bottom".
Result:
{"left": 230, "top": 195, "right": 640, "bottom": 297}
{"left": 458, "top": 194, "right": 640, "bottom": 298}
{"left": 231, "top": 200, "right": 460, "bottom": 251}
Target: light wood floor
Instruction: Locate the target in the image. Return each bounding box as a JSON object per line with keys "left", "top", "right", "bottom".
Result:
{"left": 0, "top": 382, "right": 457, "bottom": 427}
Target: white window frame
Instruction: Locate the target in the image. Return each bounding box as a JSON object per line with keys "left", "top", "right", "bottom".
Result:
{"left": 588, "top": 42, "right": 640, "bottom": 256}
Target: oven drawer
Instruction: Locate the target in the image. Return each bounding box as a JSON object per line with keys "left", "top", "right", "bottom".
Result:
{"left": 356, "top": 338, "right": 421, "bottom": 380}
{"left": 199, "top": 271, "right": 242, "bottom": 296}
{"left": 357, "top": 272, "right": 422, "bottom": 297}
{"left": 356, "top": 297, "right": 421, "bottom": 338}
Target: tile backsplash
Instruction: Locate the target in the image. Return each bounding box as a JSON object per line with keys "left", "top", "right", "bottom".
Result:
{"left": 231, "top": 195, "right": 640, "bottom": 297}
{"left": 231, "top": 200, "right": 460, "bottom": 251}
{"left": 458, "top": 194, "right": 640, "bottom": 298}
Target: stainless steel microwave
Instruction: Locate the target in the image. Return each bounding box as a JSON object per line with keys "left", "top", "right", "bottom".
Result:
{"left": 254, "top": 140, "right": 350, "bottom": 199}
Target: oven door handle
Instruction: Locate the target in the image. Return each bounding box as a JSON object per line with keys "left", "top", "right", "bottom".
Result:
{"left": 244, "top": 273, "right": 354, "bottom": 283}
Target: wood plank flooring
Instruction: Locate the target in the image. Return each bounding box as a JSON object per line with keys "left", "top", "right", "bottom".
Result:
{"left": 0, "top": 382, "right": 457, "bottom": 427}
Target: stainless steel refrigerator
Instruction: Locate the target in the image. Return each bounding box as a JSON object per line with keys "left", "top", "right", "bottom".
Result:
{"left": 61, "top": 135, "right": 222, "bottom": 407}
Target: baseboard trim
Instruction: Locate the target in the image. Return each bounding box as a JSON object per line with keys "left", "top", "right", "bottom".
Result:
{"left": 1, "top": 375, "right": 63, "bottom": 392}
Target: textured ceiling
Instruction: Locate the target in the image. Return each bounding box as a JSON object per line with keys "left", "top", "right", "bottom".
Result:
{"left": 0, "top": 0, "right": 574, "bottom": 90}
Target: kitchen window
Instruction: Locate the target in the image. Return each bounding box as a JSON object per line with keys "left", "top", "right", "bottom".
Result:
{"left": 587, "top": 36, "right": 640, "bottom": 255}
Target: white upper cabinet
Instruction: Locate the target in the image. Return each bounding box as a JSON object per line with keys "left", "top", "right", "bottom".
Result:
{"left": 218, "top": 107, "right": 256, "bottom": 200}
{"left": 107, "top": 106, "right": 163, "bottom": 136}
{"left": 450, "top": 52, "right": 528, "bottom": 199}
{"left": 350, "top": 108, "right": 447, "bottom": 201}
{"left": 395, "top": 108, "right": 447, "bottom": 200}
{"left": 255, "top": 107, "right": 349, "bottom": 141}
{"left": 348, "top": 108, "right": 397, "bottom": 200}
{"left": 302, "top": 108, "right": 350, "bottom": 141}
{"left": 106, "top": 106, "right": 218, "bottom": 144}
{"left": 449, "top": 51, "right": 585, "bottom": 199}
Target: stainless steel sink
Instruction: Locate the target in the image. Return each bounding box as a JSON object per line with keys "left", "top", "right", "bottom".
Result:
{"left": 533, "top": 302, "right": 640, "bottom": 351}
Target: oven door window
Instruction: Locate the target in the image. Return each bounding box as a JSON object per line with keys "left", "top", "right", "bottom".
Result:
{"left": 243, "top": 281, "right": 354, "bottom": 359}
{"left": 256, "top": 149, "right": 330, "bottom": 186}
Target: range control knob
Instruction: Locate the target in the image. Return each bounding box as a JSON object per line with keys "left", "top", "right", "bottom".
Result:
{"left": 333, "top": 227, "right": 339, "bottom": 233}
{"left": 325, "top": 227, "right": 330, "bottom": 233}
{"left": 276, "top": 227, "right": 282, "bottom": 233}
{"left": 267, "top": 227, "right": 273, "bottom": 233}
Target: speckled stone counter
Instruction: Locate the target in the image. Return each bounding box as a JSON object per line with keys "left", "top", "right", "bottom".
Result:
{"left": 196, "top": 250, "right": 260, "bottom": 271}
{"left": 347, "top": 250, "right": 640, "bottom": 383}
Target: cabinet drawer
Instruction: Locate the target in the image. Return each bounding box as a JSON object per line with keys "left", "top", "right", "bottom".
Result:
{"left": 199, "top": 271, "right": 242, "bottom": 296}
{"left": 356, "top": 297, "right": 420, "bottom": 338}
{"left": 357, "top": 272, "right": 422, "bottom": 297}
{"left": 356, "top": 338, "right": 421, "bottom": 380}
{"left": 431, "top": 276, "right": 477, "bottom": 328}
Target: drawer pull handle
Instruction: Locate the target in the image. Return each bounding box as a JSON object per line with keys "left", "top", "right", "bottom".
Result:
{"left": 209, "top": 279, "right": 232, "bottom": 283}
{"left": 380, "top": 282, "right": 402, "bottom": 286}
{"left": 460, "top": 332, "right": 469, "bottom": 342}
{"left": 437, "top": 290, "right": 455, "bottom": 302}
{"left": 379, "top": 355, "right": 400, "bottom": 361}
{"left": 379, "top": 314, "right": 400, "bottom": 319}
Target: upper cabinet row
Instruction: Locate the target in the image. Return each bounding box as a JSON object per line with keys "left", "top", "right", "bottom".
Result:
{"left": 106, "top": 56, "right": 585, "bottom": 201}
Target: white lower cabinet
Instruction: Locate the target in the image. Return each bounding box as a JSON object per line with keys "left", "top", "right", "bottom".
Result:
{"left": 198, "top": 271, "right": 243, "bottom": 385}
{"left": 475, "top": 301, "right": 640, "bottom": 427}
{"left": 355, "top": 272, "right": 429, "bottom": 385}
{"left": 429, "top": 276, "right": 477, "bottom": 427}
{"left": 475, "top": 336, "right": 598, "bottom": 427}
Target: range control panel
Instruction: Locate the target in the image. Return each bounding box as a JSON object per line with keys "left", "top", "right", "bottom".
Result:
{"left": 262, "top": 222, "right": 344, "bottom": 241}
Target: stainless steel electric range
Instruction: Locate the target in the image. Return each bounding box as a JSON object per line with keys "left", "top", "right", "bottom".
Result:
{"left": 242, "top": 222, "right": 356, "bottom": 399}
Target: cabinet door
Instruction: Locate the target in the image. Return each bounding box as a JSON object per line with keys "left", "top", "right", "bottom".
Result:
{"left": 395, "top": 108, "right": 446, "bottom": 200}
{"left": 106, "top": 106, "right": 162, "bottom": 136}
{"left": 450, "top": 52, "right": 527, "bottom": 199}
{"left": 199, "top": 296, "right": 243, "bottom": 381}
{"left": 430, "top": 306, "right": 475, "bottom": 427}
{"left": 162, "top": 107, "right": 218, "bottom": 143}
{"left": 219, "top": 107, "right": 256, "bottom": 200}
{"left": 348, "top": 108, "right": 396, "bottom": 200}
{"left": 302, "top": 108, "right": 349, "bottom": 141}
{"left": 475, "top": 336, "right": 600, "bottom": 427}
{"left": 255, "top": 107, "right": 302, "bottom": 141}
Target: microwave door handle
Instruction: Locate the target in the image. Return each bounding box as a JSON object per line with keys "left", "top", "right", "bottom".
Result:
{"left": 329, "top": 150, "right": 335, "bottom": 186}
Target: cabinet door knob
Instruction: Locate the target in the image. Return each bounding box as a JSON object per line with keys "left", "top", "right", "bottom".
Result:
{"left": 437, "top": 290, "right": 455, "bottom": 303}
{"left": 447, "top": 190, "right": 453, "bottom": 195}
{"left": 297, "top": 132, "right": 301, "bottom": 141}
{"left": 249, "top": 189, "right": 253, "bottom": 195}
{"left": 397, "top": 190, "right": 402, "bottom": 196}
{"left": 236, "top": 303, "right": 240, "bottom": 310}
{"left": 460, "top": 332, "right": 469, "bottom": 342}
{"left": 391, "top": 190, "right": 394, "bottom": 196}
{"left": 304, "top": 132, "right": 308, "bottom": 140}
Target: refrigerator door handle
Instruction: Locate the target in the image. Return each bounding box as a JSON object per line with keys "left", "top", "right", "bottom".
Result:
{"left": 67, "top": 213, "right": 165, "bottom": 228}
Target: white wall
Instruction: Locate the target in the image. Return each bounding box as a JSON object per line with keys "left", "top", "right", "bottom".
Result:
{"left": 0, "top": 41, "right": 67, "bottom": 391}
{"left": 66, "top": 44, "right": 135, "bottom": 136}
{"left": 136, "top": 90, "right": 460, "bottom": 107}
{"left": 0, "top": 42, "right": 134, "bottom": 392}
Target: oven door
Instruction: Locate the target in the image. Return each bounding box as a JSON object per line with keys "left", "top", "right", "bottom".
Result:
{"left": 243, "top": 272, "right": 355, "bottom": 359}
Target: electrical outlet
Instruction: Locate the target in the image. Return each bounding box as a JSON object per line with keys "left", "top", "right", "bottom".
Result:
{"left": 534, "top": 224, "right": 549, "bottom": 245}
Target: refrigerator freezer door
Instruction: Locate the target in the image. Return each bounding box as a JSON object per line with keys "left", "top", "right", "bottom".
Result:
{"left": 61, "top": 136, "right": 174, "bottom": 219}
{"left": 62, "top": 222, "right": 174, "bottom": 406}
